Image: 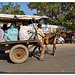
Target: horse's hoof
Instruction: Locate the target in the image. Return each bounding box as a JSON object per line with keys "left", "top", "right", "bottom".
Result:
{"left": 51, "top": 53, "right": 55, "bottom": 56}
{"left": 39, "top": 58, "right": 45, "bottom": 61}
{"left": 30, "top": 53, "right": 34, "bottom": 57}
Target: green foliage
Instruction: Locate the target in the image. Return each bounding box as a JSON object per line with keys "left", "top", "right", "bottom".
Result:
{"left": 27, "top": 2, "right": 75, "bottom": 32}
{"left": 0, "top": 2, "right": 25, "bottom": 15}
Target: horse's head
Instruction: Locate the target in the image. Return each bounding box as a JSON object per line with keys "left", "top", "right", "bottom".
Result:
{"left": 56, "top": 28, "right": 64, "bottom": 38}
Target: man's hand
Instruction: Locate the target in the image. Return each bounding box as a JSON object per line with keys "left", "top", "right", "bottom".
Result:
{"left": 28, "top": 30, "right": 34, "bottom": 34}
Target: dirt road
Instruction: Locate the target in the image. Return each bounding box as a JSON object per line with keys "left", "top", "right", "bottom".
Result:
{"left": 0, "top": 44, "right": 75, "bottom": 73}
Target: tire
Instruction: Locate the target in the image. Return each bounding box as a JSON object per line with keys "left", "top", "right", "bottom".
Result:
{"left": 9, "top": 44, "right": 29, "bottom": 64}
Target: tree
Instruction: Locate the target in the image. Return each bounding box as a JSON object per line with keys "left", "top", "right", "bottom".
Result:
{"left": 27, "top": 2, "right": 75, "bottom": 32}
{"left": 27, "top": 2, "right": 63, "bottom": 25}
{"left": 0, "top": 2, "right": 25, "bottom": 15}
{"left": 62, "top": 3, "right": 75, "bottom": 31}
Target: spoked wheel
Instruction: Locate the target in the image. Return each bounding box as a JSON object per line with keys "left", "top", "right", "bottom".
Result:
{"left": 9, "top": 44, "right": 29, "bottom": 64}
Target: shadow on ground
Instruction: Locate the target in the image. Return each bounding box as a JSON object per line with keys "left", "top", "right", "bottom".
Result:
{"left": 0, "top": 52, "right": 12, "bottom": 63}
{"left": 0, "top": 71, "right": 8, "bottom": 73}
{"left": 0, "top": 48, "right": 52, "bottom": 63}
{"left": 29, "top": 48, "right": 52, "bottom": 60}
{"left": 0, "top": 49, "right": 13, "bottom": 63}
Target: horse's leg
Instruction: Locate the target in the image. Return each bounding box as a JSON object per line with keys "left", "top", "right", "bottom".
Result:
{"left": 53, "top": 43, "right": 56, "bottom": 53}
{"left": 31, "top": 45, "right": 38, "bottom": 56}
{"left": 52, "top": 38, "right": 59, "bottom": 55}
{"left": 45, "top": 44, "right": 48, "bottom": 48}
{"left": 38, "top": 46, "right": 41, "bottom": 53}
{"left": 51, "top": 43, "right": 56, "bottom": 56}
{"left": 51, "top": 37, "right": 57, "bottom": 56}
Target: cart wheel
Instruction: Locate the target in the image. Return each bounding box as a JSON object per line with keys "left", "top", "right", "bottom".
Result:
{"left": 9, "top": 44, "right": 29, "bottom": 64}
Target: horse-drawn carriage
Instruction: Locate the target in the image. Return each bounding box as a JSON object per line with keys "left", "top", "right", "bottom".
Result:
{"left": 0, "top": 14, "right": 49, "bottom": 63}
{"left": 0, "top": 14, "right": 63, "bottom": 63}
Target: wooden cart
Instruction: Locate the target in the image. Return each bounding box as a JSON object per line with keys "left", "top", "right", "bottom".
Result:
{"left": 0, "top": 40, "right": 38, "bottom": 63}
{"left": 0, "top": 14, "right": 49, "bottom": 63}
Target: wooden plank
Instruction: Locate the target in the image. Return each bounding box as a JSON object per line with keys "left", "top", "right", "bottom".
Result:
{"left": 0, "top": 40, "right": 38, "bottom": 45}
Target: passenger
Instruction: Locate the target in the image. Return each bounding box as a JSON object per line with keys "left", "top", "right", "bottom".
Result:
{"left": 4, "top": 23, "right": 18, "bottom": 41}
{"left": 19, "top": 23, "right": 34, "bottom": 40}
{"left": 3, "top": 24, "right": 8, "bottom": 32}
{"left": 35, "top": 24, "right": 45, "bottom": 61}
{"left": 0, "top": 26, "right": 7, "bottom": 42}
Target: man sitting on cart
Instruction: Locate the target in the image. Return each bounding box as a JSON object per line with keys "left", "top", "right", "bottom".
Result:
{"left": 0, "top": 26, "right": 7, "bottom": 42}
{"left": 19, "top": 23, "right": 35, "bottom": 40}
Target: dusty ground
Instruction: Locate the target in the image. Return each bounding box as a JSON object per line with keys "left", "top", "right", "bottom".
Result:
{"left": 0, "top": 44, "right": 75, "bottom": 73}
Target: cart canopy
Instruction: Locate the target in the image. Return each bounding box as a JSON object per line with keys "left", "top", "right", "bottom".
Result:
{"left": 0, "top": 14, "right": 49, "bottom": 22}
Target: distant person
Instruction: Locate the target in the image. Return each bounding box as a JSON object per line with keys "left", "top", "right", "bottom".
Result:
{"left": 72, "top": 33, "right": 74, "bottom": 40}
{"left": 19, "top": 23, "right": 34, "bottom": 40}
{"left": 0, "top": 26, "right": 7, "bottom": 42}
{"left": 4, "top": 23, "right": 18, "bottom": 41}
